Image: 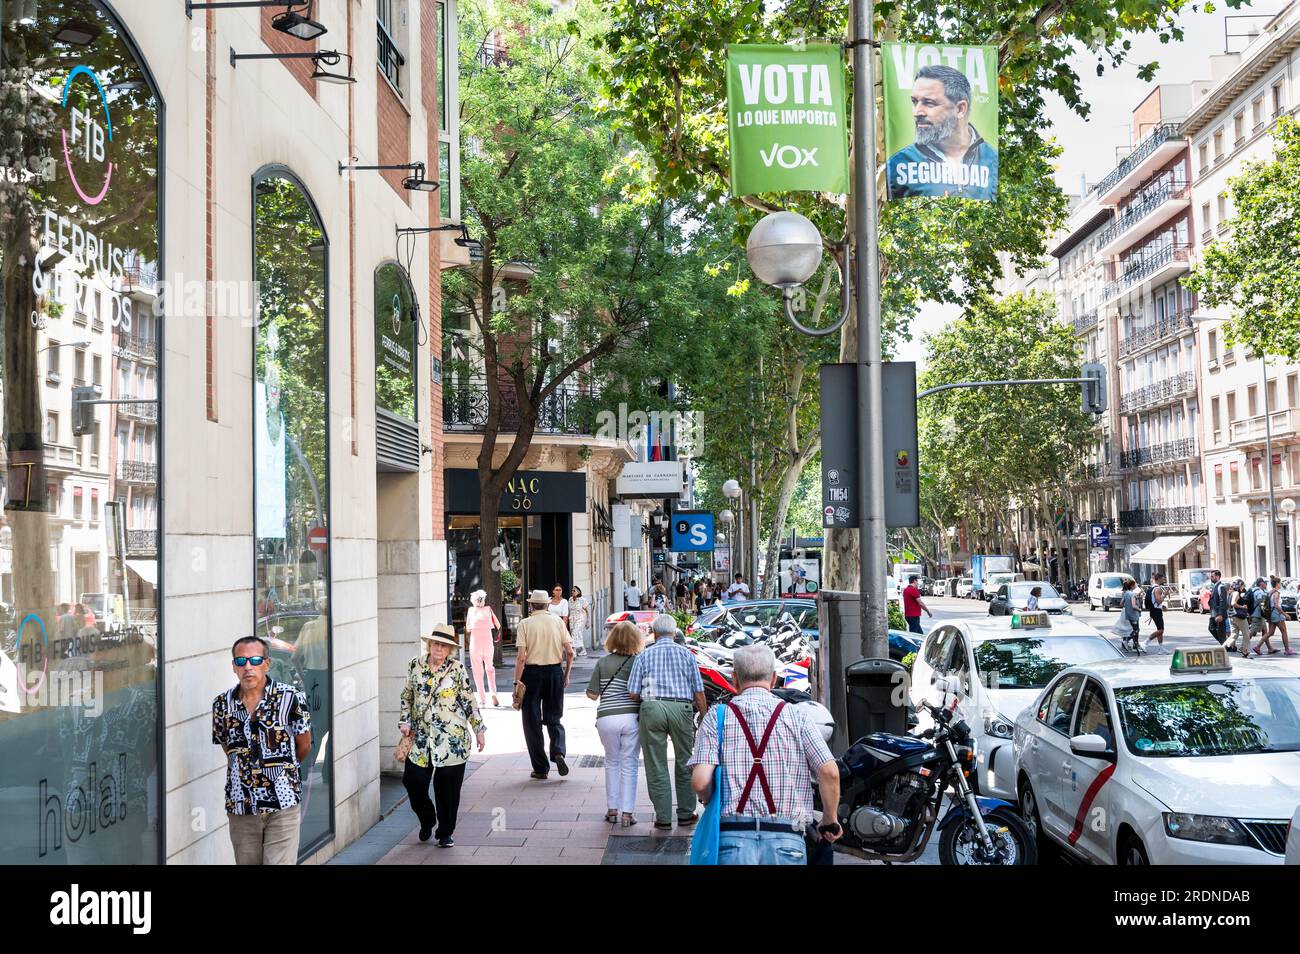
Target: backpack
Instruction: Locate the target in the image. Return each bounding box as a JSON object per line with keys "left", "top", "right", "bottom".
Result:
{"left": 1249, "top": 587, "right": 1267, "bottom": 618}
{"left": 1242, "top": 587, "right": 1257, "bottom": 617}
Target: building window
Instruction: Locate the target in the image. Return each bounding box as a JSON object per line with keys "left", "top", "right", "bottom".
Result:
{"left": 1253, "top": 96, "right": 1265, "bottom": 131}
{"left": 1198, "top": 142, "right": 1208, "bottom": 174}
{"left": 436, "top": 0, "right": 460, "bottom": 221}
{"left": 1273, "top": 82, "right": 1285, "bottom": 117}
{"left": 253, "top": 170, "right": 333, "bottom": 856}
{"left": 1288, "top": 373, "right": 1298, "bottom": 408}
{"left": 1213, "top": 129, "right": 1223, "bottom": 159}
{"left": 377, "top": 0, "right": 405, "bottom": 90}
{"left": 1233, "top": 111, "right": 1245, "bottom": 146}
{"left": 1247, "top": 384, "right": 1258, "bottom": 418}
{"left": 46, "top": 412, "right": 58, "bottom": 443}
{"left": 73, "top": 487, "right": 83, "bottom": 520}
{"left": 1208, "top": 329, "right": 1218, "bottom": 362}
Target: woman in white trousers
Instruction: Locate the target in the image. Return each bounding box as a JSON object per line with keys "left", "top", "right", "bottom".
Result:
{"left": 585, "top": 621, "right": 643, "bottom": 826}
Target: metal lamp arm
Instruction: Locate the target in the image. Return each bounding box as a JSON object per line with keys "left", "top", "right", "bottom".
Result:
{"left": 780, "top": 245, "right": 852, "bottom": 338}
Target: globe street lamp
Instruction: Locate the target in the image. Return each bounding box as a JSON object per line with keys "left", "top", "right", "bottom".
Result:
{"left": 719, "top": 509, "right": 735, "bottom": 576}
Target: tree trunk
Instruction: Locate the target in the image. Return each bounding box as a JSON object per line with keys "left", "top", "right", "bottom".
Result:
{"left": 761, "top": 435, "right": 821, "bottom": 598}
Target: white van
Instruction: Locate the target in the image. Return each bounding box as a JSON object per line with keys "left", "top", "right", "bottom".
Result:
{"left": 1087, "top": 572, "right": 1136, "bottom": 612}
{"left": 1177, "top": 567, "right": 1217, "bottom": 613}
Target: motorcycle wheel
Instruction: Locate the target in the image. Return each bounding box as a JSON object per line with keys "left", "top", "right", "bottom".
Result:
{"left": 938, "top": 808, "right": 1038, "bottom": 866}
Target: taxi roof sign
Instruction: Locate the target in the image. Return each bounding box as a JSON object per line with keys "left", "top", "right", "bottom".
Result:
{"left": 1010, "top": 611, "right": 1051, "bottom": 630}
{"left": 1170, "top": 646, "right": 1233, "bottom": 675}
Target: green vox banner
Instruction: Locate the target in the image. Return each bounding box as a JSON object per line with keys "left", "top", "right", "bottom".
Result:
{"left": 727, "top": 44, "right": 848, "bottom": 196}
{"left": 881, "top": 42, "right": 999, "bottom": 202}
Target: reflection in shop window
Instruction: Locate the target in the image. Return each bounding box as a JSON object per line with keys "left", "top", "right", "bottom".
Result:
{"left": 0, "top": 0, "right": 161, "bottom": 864}
{"left": 253, "top": 172, "right": 333, "bottom": 856}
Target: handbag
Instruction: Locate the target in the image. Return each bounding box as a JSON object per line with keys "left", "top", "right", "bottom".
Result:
{"left": 394, "top": 732, "right": 414, "bottom": 763}
{"left": 689, "top": 705, "right": 727, "bottom": 866}
{"left": 512, "top": 680, "right": 526, "bottom": 710}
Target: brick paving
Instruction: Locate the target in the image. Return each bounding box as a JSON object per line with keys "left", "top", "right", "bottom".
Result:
{"left": 373, "top": 650, "right": 695, "bottom": 865}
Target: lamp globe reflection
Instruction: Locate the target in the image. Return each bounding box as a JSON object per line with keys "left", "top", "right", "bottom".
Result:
{"left": 745, "top": 211, "right": 823, "bottom": 289}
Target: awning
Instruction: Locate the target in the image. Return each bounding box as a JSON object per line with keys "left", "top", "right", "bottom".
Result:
{"left": 127, "top": 559, "right": 158, "bottom": 588}
{"left": 1129, "top": 535, "right": 1201, "bottom": 565}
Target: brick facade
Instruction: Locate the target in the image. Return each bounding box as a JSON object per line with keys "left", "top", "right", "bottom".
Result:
{"left": 376, "top": 80, "right": 413, "bottom": 201}
{"left": 259, "top": 8, "right": 318, "bottom": 98}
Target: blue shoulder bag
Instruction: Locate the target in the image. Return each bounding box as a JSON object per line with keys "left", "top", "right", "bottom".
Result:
{"left": 689, "top": 705, "right": 726, "bottom": 865}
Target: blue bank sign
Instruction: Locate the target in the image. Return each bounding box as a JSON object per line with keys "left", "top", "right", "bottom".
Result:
{"left": 671, "top": 511, "right": 715, "bottom": 552}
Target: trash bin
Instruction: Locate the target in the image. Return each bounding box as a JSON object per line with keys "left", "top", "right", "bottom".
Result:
{"left": 817, "top": 590, "right": 908, "bottom": 751}
{"left": 845, "top": 658, "right": 908, "bottom": 741}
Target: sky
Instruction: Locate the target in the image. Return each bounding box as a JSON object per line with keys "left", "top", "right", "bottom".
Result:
{"left": 892, "top": 2, "right": 1269, "bottom": 368}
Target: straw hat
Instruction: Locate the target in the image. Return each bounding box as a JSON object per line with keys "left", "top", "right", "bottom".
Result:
{"left": 420, "top": 623, "right": 459, "bottom": 648}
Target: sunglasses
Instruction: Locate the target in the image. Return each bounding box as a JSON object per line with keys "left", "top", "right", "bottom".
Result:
{"left": 233, "top": 656, "right": 267, "bottom": 668}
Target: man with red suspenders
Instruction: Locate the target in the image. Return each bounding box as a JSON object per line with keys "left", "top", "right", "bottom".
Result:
{"left": 689, "top": 644, "right": 842, "bottom": 864}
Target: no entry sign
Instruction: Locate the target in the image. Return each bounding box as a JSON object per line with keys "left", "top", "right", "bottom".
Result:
{"left": 308, "top": 526, "right": 328, "bottom": 552}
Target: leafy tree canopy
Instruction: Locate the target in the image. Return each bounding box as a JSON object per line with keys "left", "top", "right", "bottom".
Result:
{"left": 1185, "top": 115, "right": 1300, "bottom": 360}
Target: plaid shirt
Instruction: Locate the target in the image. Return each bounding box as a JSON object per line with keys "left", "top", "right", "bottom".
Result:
{"left": 626, "top": 636, "right": 703, "bottom": 701}
{"left": 688, "top": 688, "right": 834, "bottom": 823}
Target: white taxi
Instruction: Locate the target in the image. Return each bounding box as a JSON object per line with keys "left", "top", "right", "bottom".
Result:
{"left": 1013, "top": 647, "right": 1300, "bottom": 864}
{"left": 909, "top": 611, "right": 1124, "bottom": 801}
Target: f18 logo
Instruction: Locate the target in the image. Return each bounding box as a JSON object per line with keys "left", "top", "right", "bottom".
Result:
{"left": 61, "top": 65, "right": 114, "bottom": 205}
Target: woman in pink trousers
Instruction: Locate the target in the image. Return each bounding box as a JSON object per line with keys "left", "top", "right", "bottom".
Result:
{"left": 465, "top": 589, "right": 501, "bottom": 708}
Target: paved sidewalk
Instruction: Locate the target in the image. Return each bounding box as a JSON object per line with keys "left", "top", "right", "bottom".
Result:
{"left": 369, "top": 648, "right": 696, "bottom": 865}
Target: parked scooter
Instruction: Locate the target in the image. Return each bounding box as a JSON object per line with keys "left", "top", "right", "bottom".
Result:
{"left": 832, "top": 676, "right": 1037, "bottom": 865}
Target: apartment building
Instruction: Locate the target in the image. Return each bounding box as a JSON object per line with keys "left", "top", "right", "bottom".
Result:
{"left": 1184, "top": 2, "right": 1300, "bottom": 579}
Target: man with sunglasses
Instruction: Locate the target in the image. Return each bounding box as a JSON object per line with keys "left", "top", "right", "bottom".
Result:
{"left": 212, "top": 636, "right": 312, "bottom": 864}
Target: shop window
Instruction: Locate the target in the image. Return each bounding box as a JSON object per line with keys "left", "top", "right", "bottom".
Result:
{"left": 253, "top": 170, "right": 333, "bottom": 856}
{"left": 0, "top": 0, "right": 161, "bottom": 865}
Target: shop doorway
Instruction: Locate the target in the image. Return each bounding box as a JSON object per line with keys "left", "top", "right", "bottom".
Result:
{"left": 447, "top": 513, "right": 571, "bottom": 644}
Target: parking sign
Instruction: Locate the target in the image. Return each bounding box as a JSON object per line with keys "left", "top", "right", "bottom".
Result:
{"left": 671, "top": 511, "right": 715, "bottom": 552}
{"left": 1089, "top": 523, "right": 1110, "bottom": 549}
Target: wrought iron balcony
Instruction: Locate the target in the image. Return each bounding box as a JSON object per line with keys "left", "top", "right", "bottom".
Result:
{"left": 1101, "top": 244, "right": 1193, "bottom": 302}
{"left": 1071, "top": 309, "right": 1098, "bottom": 335}
{"left": 115, "top": 334, "right": 158, "bottom": 363}
{"left": 474, "top": 42, "right": 511, "bottom": 69}
{"left": 1119, "top": 370, "right": 1196, "bottom": 413}
{"left": 443, "top": 376, "right": 601, "bottom": 435}
{"left": 118, "top": 400, "right": 158, "bottom": 423}
{"left": 1093, "top": 124, "right": 1184, "bottom": 199}
{"left": 1072, "top": 461, "right": 1119, "bottom": 482}
{"left": 377, "top": 21, "right": 405, "bottom": 88}
{"left": 117, "top": 460, "right": 158, "bottom": 483}
{"left": 126, "top": 529, "right": 158, "bottom": 554}
{"left": 1119, "top": 505, "right": 1205, "bottom": 530}
{"left": 1094, "top": 181, "right": 1190, "bottom": 252}
{"left": 1119, "top": 437, "right": 1197, "bottom": 469}
{"left": 1118, "top": 310, "right": 1195, "bottom": 358}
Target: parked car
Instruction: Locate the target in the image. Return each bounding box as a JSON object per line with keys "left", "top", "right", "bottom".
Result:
{"left": 988, "top": 581, "right": 1071, "bottom": 616}
{"left": 888, "top": 629, "right": 922, "bottom": 661}
{"left": 1280, "top": 579, "right": 1300, "bottom": 621}
{"left": 955, "top": 577, "right": 974, "bottom": 598}
{"left": 602, "top": 609, "right": 658, "bottom": 642}
{"left": 1087, "top": 572, "right": 1136, "bottom": 612}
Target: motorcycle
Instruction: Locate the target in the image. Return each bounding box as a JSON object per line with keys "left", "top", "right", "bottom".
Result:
{"left": 833, "top": 677, "right": 1037, "bottom": 866}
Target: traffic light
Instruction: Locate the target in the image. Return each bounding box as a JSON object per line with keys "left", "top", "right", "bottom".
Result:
{"left": 72, "top": 385, "right": 98, "bottom": 436}
{"left": 1081, "top": 362, "right": 1106, "bottom": 415}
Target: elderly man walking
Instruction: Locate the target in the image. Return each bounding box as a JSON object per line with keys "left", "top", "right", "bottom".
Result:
{"left": 689, "top": 644, "right": 841, "bottom": 865}
{"left": 627, "top": 614, "right": 706, "bottom": 830}
{"left": 514, "top": 589, "right": 575, "bottom": 780}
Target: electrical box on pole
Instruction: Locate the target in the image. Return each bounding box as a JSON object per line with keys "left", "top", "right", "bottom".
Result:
{"left": 1081, "top": 362, "right": 1106, "bottom": 415}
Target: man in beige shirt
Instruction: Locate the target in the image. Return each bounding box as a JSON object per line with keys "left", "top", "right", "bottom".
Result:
{"left": 514, "top": 589, "right": 575, "bottom": 779}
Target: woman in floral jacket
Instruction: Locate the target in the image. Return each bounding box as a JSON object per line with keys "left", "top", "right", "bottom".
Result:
{"left": 399, "top": 624, "right": 485, "bottom": 847}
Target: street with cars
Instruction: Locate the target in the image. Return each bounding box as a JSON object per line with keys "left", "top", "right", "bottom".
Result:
{"left": 655, "top": 591, "right": 1300, "bottom": 865}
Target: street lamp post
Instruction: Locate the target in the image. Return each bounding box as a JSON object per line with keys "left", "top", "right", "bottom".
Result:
{"left": 744, "top": 0, "right": 887, "bottom": 659}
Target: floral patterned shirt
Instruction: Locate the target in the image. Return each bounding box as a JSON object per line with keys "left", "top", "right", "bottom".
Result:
{"left": 399, "top": 656, "right": 485, "bottom": 768}
{"left": 212, "top": 679, "right": 311, "bottom": 815}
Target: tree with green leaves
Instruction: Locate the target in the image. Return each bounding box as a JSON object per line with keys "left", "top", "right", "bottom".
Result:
{"left": 445, "top": 0, "right": 726, "bottom": 616}
{"left": 597, "top": 0, "right": 1242, "bottom": 589}
{"left": 918, "top": 292, "right": 1093, "bottom": 564}
{"left": 1185, "top": 116, "right": 1300, "bottom": 359}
